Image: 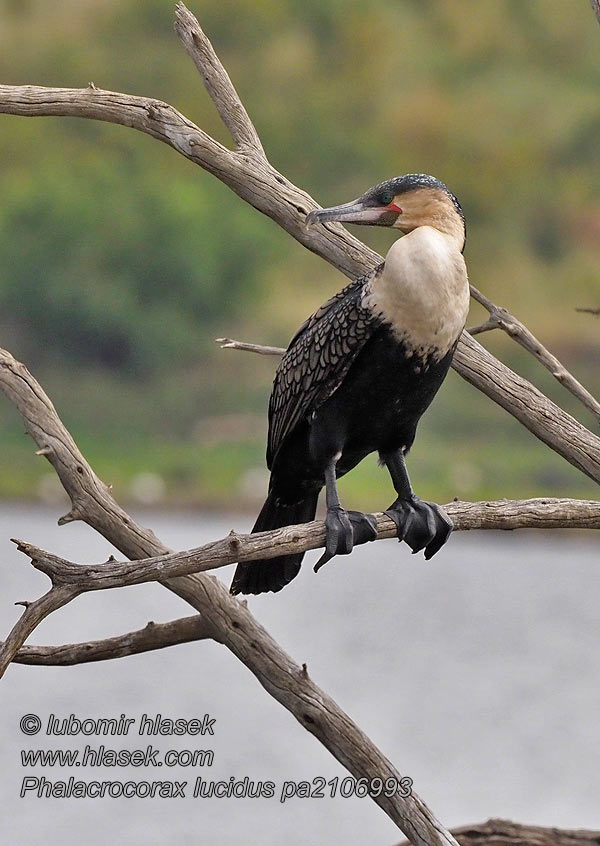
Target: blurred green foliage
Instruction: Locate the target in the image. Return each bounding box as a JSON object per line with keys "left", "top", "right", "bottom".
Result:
{"left": 0, "top": 0, "right": 598, "bottom": 508}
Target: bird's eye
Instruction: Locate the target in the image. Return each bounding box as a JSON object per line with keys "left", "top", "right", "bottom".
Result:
{"left": 380, "top": 191, "right": 395, "bottom": 205}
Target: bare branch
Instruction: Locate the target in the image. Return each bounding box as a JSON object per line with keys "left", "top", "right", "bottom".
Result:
{"left": 467, "top": 318, "right": 499, "bottom": 336}
{"left": 576, "top": 306, "right": 600, "bottom": 316}
{"left": 174, "top": 2, "right": 265, "bottom": 156}
{"left": 0, "top": 586, "right": 80, "bottom": 677}
{"left": 11, "top": 615, "right": 210, "bottom": 666}
{"left": 469, "top": 285, "right": 600, "bottom": 424}
{"left": 0, "top": 83, "right": 372, "bottom": 279}
{"left": 9, "top": 498, "right": 600, "bottom": 598}
{"left": 590, "top": 0, "right": 600, "bottom": 27}
{"left": 4, "top": 492, "right": 598, "bottom": 678}
{"left": 216, "top": 337, "right": 285, "bottom": 355}
{"left": 399, "top": 817, "right": 600, "bottom": 846}
{"left": 446, "top": 496, "right": 600, "bottom": 529}
{"left": 453, "top": 332, "right": 600, "bottom": 483}
{"left": 0, "top": 349, "right": 165, "bottom": 557}
{"left": 3, "top": 491, "right": 597, "bottom": 670}
{"left": 0, "top": 82, "right": 236, "bottom": 177}
{"left": 3, "top": 491, "right": 598, "bottom": 677}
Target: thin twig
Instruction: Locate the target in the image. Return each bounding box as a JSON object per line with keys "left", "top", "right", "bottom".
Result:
{"left": 216, "top": 337, "right": 285, "bottom": 355}
{"left": 468, "top": 285, "right": 600, "bottom": 425}
{"left": 576, "top": 306, "right": 600, "bottom": 316}
{"left": 467, "top": 318, "right": 498, "bottom": 335}
{"left": 590, "top": 0, "right": 600, "bottom": 27}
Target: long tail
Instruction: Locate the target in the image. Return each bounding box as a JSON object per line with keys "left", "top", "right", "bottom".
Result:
{"left": 230, "top": 489, "right": 319, "bottom": 595}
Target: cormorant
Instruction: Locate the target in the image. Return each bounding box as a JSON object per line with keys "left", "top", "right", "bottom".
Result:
{"left": 230, "top": 174, "right": 469, "bottom": 596}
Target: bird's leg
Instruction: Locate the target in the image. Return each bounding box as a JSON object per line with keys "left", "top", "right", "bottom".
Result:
{"left": 382, "top": 449, "right": 453, "bottom": 559}
{"left": 314, "top": 453, "right": 377, "bottom": 573}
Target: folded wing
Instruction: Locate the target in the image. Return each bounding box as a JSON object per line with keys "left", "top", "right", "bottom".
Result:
{"left": 267, "top": 269, "right": 382, "bottom": 467}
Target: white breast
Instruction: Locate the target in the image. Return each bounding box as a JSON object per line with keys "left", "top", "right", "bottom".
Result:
{"left": 361, "top": 226, "right": 470, "bottom": 361}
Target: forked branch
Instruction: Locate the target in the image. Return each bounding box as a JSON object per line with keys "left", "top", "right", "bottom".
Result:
{"left": 0, "top": 586, "right": 80, "bottom": 677}
{"left": 468, "top": 285, "right": 600, "bottom": 425}
{"left": 4, "top": 486, "right": 600, "bottom": 669}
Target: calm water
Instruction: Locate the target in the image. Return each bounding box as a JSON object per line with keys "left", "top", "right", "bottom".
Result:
{"left": 0, "top": 503, "right": 598, "bottom": 844}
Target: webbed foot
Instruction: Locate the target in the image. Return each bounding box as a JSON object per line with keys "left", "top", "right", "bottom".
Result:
{"left": 385, "top": 496, "right": 452, "bottom": 560}
{"left": 314, "top": 507, "right": 378, "bottom": 573}
{"left": 347, "top": 510, "right": 378, "bottom": 545}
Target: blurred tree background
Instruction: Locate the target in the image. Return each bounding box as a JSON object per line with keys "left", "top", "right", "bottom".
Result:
{"left": 0, "top": 0, "right": 598, "bottom": 509}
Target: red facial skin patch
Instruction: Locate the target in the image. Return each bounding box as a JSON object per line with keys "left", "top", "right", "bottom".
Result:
{"left": 387, "top": 202, "right": 403, "bottom": 213}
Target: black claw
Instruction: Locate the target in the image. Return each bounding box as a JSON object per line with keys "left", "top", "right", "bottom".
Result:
{"left": 423, "top": 509, "right": 453, "bottom": 559}
{"left": 386, "top": 497, "right": 452, "bottom": 559}
{"left": 314, "top": 506, "right": 353, "bottom": 573}
{"left": 405, "top": 503, "right": 436, "bottom": 554}
{"left": 313, "top": 550, "right": 334, "bottom": 573}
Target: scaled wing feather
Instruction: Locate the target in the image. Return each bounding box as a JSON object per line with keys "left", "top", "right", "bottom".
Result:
{"left": 267, "top": 269, "right": 381, "bottom": 466}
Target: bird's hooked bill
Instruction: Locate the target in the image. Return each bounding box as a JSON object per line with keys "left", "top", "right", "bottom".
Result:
{"left": 305, "top": 199, "right": 395, "bottom": 227}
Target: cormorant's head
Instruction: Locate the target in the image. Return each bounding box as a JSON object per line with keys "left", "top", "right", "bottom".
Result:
{"left": 306, "top": 174, "right": 465, "bottom": 249}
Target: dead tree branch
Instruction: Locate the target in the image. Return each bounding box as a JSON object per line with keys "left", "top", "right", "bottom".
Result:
{"left": 399, "top": 817, "right": 600, "bottom": 846}
{"left": 174, "top": 3, "right": 265, "bottom": 156}
{"left": 5, "top": 493, "right": 600, "bottom": 668}
{"left": 591, "top": 0, "right": 600, "bottom": 27}
{"left": 0, "top": 586, "right": 81, "bottom": 677}
{"left": 8, "top": 495, "right": 600, "bottom": 597}
{"left": 1, "top": 4, "right": 599, "bottom": 487}
{"left": 10, "top": 615, "right": 211, "bottom": 666}
{"left": 468, "top": 285, "right": 600, "bottom": 425}
{"left": 216, "top": 337, "right": 286, "bottom": 355}
{"left": 452, "top": 332, "right": 600, "bottom": 482}
{"left": 2, "top": 489, "right": 598, "bottom": 669}
{"left": 3, "top": 323, "right": 595, "bottom": 841}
